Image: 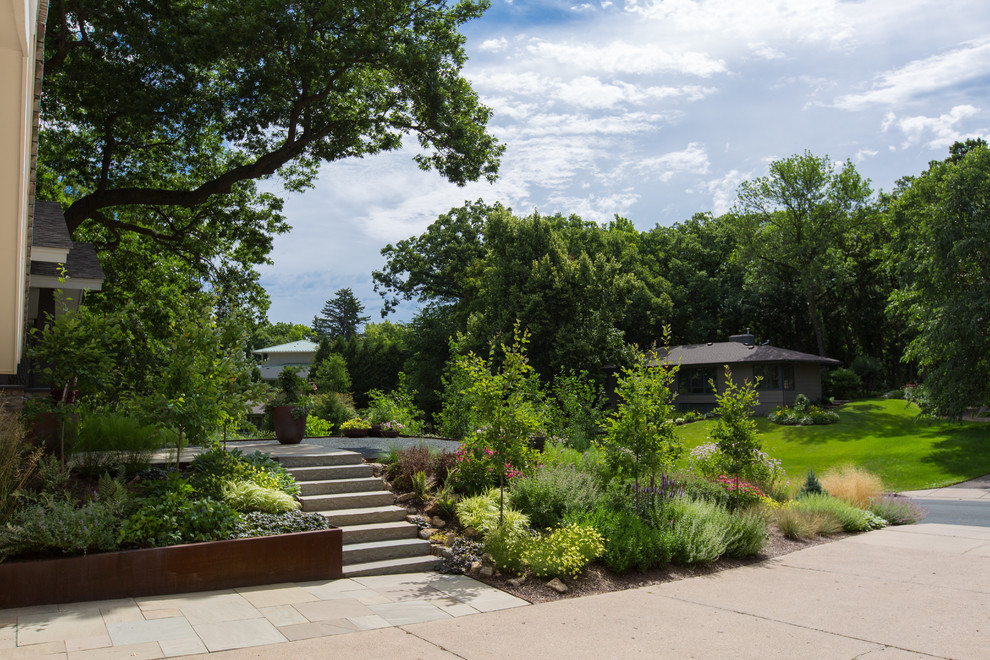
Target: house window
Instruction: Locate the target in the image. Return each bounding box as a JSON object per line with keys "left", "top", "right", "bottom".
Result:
{"left": 679, "top": 367, "right": 716, "bottom": 394}
{"left": 755, "top": 365, "right": 795, "bottom": 390}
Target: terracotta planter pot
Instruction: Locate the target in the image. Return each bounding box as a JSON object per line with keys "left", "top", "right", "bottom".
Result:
{"left": 0, "top": 529, "right": 342, "bottom": 610}
{"left": 273, "top": 405, "right": 307, "bottom": 444}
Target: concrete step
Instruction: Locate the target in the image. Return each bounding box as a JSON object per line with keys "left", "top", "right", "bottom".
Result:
{"left": 342, "top": 538, "right": 433, "bottom": 565}
{"left": 299, "top": 491, "right": 394, "bottom": 512}
{"left": 317, "top": 505, "right": 409, "bottom": 527}
{"left": 343, "top": 555, "right": 442, "bottom": 577}
{"left": 298, "top": 477, "right": 384, "bottom": 496}
{"left": 341, "top": 521, "right": 420, "bottom": 544}
{"left": 287, "top": 464, "right": 373, "bottom": 481}
{"left": 277, "top": 451, "right": 363, "bottom": 468}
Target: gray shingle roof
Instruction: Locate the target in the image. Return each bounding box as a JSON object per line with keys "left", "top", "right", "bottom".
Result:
{"left": 30, "top": 242, "right": 105, "bottom": 281}
{"left": 252, "top": 340, "right": 319, "bottom": 355}
{"left": 653, "top": 342, "right": 841, "bottom": 367}
{"left": 32, "top": 201, "right": 72, "bottom": 249}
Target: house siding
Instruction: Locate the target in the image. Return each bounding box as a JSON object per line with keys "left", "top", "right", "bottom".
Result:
{"left": 673, "top": 363, "right": 824, "bottom": 415}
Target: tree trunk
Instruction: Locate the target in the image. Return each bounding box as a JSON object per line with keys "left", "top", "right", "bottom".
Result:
{"left": 805, "top": 289, "right": 826, "bottom": 357}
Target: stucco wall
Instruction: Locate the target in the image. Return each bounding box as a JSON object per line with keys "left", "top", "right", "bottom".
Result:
{"left": 0, "top": 0, "right": 44, "bottom": 375}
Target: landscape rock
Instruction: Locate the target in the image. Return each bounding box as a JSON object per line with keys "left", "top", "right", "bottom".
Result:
{"left": 368, "top": 462, "right": 386, "bottom": 477}
{"left": 424, "top": 501, "right": 440, "bottom": 516}
{"left": 507, "top": 576, "right": 527, "bottom": 588}
{"left": 479, "top": 566, "right": 494, "bottom": 578}
{"left": 419, "top": 528, "right": 438, "bottom": 540}
{"left": 430, "top": 516, "right": 447, "bottom": 528}
{"left": 546, "top": 578, "right": 568, "bottom": 593}
{"left": 396, "top": 492, "right": 416, "bottom": 504}
{"left": 406, "top": 515, "right": 421, "bottom": 523}
{"left": 481, "top": 552, "right": 494, "bottom": 565}
{"left": 432, "top": 545, "right": 454, "bottom": 559}
{"left": 445, "top": 532, "right": 457, "bottom": 545}
{"left": 468, "top": 561, "right": 483, "bottom": 577}
{"left": 463, "top": 527, "right": 477, "bottom": 538}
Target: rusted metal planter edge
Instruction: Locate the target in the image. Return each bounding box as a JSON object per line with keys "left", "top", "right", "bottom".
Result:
{"left": 0, "top": 528, "right": 343, "bottom": 609}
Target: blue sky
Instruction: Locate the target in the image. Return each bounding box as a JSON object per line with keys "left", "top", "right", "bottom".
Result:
{"left": 258, "top": 0, "right": 990, "bottom": 327}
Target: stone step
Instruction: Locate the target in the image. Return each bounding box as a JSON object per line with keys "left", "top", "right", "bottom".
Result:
{"left": 298, "top": 477, "right": 384, "bottom": 496}
{"left": 342, "top": 538, "right": 433, "bottom": 565}
{"left": 287, "top": 464, "right": 373, "bottom": 481}
{"left": 299, "top": 490, "right": 395, "bottom": 512}
{"left": 317, "top": 505, "right": 409, "bottom": 527}
{"left": 343, "top": 555, "right": 442, "bottom": 578}
{"left": 276, "top": 451, "right": 363, "bottom": 468}
{"left": 341, "top": 521, "right": 420, "bottom": 544}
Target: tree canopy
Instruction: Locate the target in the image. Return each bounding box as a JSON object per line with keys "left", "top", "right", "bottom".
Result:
{"left": 40, "top": 0, "right": 502, "bottom": 271}
{"left": 312, "top": 288, "right": 370, "bottom": 340}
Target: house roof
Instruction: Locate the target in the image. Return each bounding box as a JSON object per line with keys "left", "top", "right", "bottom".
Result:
{"left": 30, "top": 242, "right": 105, "bottom": 281}
{"left": 653, "top": 342, "right": 841, "bottom": 367}
{"left": 252, "top": 340, "right": 319, "bottom": 355}
{"left": 32, "top": 201, "right": 73, "bottom": 250}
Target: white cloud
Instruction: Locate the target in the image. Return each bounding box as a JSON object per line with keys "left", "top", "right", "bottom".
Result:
{"left": 638, "top": 143, "right": 711, "bottom": 181}
{"left": 690, "top": 169, "right": 750, "bottom": 215}
{"left": 882, "top": 105, "right": 985, "bottom": 149}
{"left": 525, "top": 39, "right": 727, "bottom": 77}
{"left": 479, "top": 37, "right": 509, "bottom": 53}
{"left": 855, "top": 148, "right": 879, "bottom": 162}
{"left": 835, "top": 36, "right": 990, "bottom": 110}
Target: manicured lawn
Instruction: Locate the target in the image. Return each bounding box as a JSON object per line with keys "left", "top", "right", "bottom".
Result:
{"left": 675, "top": 399, "right": 990, "bottom": 491}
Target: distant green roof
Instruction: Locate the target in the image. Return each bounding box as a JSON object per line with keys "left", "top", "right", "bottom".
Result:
{"left": 252, "top": 340, "right": 318, "bottom": 355}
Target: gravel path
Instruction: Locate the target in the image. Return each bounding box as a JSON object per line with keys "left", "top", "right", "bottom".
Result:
{"left": 299, "top": 435, "right": 462, "bottom": 459}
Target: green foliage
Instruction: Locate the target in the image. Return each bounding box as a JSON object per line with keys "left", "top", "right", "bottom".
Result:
{"left": 722, "top": 509, "right": 769, "bottom": 558}
{"left": 668, "top": 497, "right": 732, "bottom": 564}
{"left": 410, "top": 471, "right": 433, "bottom": 501}
{"left": 118, "top": 490, "right": 241, "bottom": 548}
{"left": 774, "top": 507, "right": 844, "bottom": 540}
{"left": 790, "top": 494, "right": 883, "bottom": 532}
{"left": 549, "top": 370, "right": 604, "bottom": 451}
{"left": 72, "top": 412, "right": 174, "bottom": 477}
{"left": 734, "top": 151, "right": 873, "bottom": 356}
{"left": 569, "top": 505, "right": 676, "bottom": 574}
{"left": 0, "top": 497, "right": 124, "bottom": 559}
{"left": 708, "top": 367, "right": 763, "bottom": 500}
{"left": 520, "top": 524, "right": 604, "bottom": 579}
{"left": 768, "top": 402, "right": 840, "bottom": 426}
{"left": 687, "top": 442, "right": 785, "bottom": 494}
{"left": 233, "top": 511, "right": 330, "bottom": 538}
{"left": 455, "top": 490, "right": 529, "bottom": 537}
{"left": 508, "top": 463, "right": 602, "bottom": 529}
{"left": 0, "top": 409, "right": 39, "bottom": 525}
{"left": 885, "top": 140, "right": 990, "bottom": 416}
{"left": 221, "top": 480, "right": 300, "bottom": 513}
{"left": 188, "top": 446, "right": 298, "bottom": 498}
{"left": 850, "top": 356, "right": 885, "bottom": 393}
{"left": 37, "top": 454, "right": 72, "bottom": 494}
{"left": 482, "top": 527, "right": 529, "bottom": 575}
{"left": 598, "top": 340, "right": 681, "bottom": 490}
{"left": 312, "top": 354, "right": 352, "bottom": 395}
{"left": 365, "top": 373, "right": 425, "bottom": 433}
{"left": 825, "top": 368, "right": 862, "bottom": 399}
{"left": 309, "top": 392, "right": 357, "bottom": 428}
{"left": 313, "top": 288, "right": 369, "bottom": 340}
{"left": 273, "top": 367, "right": 310, "bottom": 406}
{"left": 304, "top": 416, "right": 336, "bottom": 438}
{"left": 798, "top": 469, "right": 829, "bottom": 498}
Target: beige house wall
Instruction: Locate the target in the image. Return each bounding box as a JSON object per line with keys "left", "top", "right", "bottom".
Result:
{"left": 0, "top": 0, "right": 45, "bottom": 375}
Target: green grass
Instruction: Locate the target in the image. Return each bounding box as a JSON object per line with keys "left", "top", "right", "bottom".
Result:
{"left": 674, "top": 399, "right": 990, "bottom": 491}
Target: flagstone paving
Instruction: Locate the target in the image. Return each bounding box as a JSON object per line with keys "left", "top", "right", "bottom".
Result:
{"left": 0, "top": 573, "right": 527, "bottom": 658}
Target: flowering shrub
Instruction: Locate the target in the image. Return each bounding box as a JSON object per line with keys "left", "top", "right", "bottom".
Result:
{"left": 380, "top": 420, "right": 405, "bottom": 432}
{"left": 689, "top": 442, "right": 785, "bottom": 492}
{"left": 449, "top": 441, "right": 536, "bottom": 496}
{"left": 712, "top": 476, "right": 777, "bottom": 509}
{"left": 768, "top": 397, "right": 840, "bottom": 426}
{"left": 340, "top": 417, "right": 370, "bottom": 430}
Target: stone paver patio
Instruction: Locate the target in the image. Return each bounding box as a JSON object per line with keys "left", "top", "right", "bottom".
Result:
{"left": 0, "top": 573, "right": 526, "bottom": 658}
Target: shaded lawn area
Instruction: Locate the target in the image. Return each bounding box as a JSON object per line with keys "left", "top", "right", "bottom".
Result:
{"left": 674, "top": 398, "right": 990, "bottom": 491}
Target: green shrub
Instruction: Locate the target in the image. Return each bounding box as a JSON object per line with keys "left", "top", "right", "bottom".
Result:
{"left": 797, "top": 469, "right": 828, "bottom": 498}
{"left": 570, "top": 506, "right": 675, "bottom": 573}
{"left": 455, "top": 489, "right": 529, "bottom": 537}
{"left": 72, "top": 412, "right": 174, "bottom": 477}
{"left": 482, "top": 526, "right": 529, "bottom": 574}
{"left": 365, "top": 374, "right": 425, "bottom": 434}
{"left": 791, "top": 494, "right": 885, "bottom": 532}
{"left": 222, "top": 479, "right": 300, "bottom": 513}
{"left": 233, "top": 510, "right": 330, "bottom": 538}
{"left": 687, "top": 442, "right": 785, "bottom": 493}
{"left": 520, "top": 524, "right": 603, "bottom": 578}
{"left": 723, "top": 509, "right": 768, "bottom": 558}
{"left": 0, "top": 496, "right": 123, "bottom": 559}
{"left": 509, "top": 463, "right": 601, "bottom": 529}
{"left": 668, "top": 497, "right": 732, "bottom": 564}
{"left": 870, "top": 495, "right": 927, "bottom": 525}
{"left": 119, "top": 490, "right": 241, "bottom": 547}
{"left": 304, "top": 416, "right": 335, "bottom": 438}
{"left": 188, "top": 446, "right": 295, "bottom": 498}
{"left": 411, "top": 470, "right": 433, "bottom": 501}
{"left": 239, "top": 451, "right": 300, "bottom": 496}
{"left": 309, "top": 392, "right": 357, "bottom": 428}
{"left": 312, "top": 353, "right": 351, "bottom": 394}
{"left": 825, "top": 367, "right": 862, "bottom": 399}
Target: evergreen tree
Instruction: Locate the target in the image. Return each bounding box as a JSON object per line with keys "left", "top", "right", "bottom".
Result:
{"left": 312, "top": 288, "right": 369, "bottom": 340}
